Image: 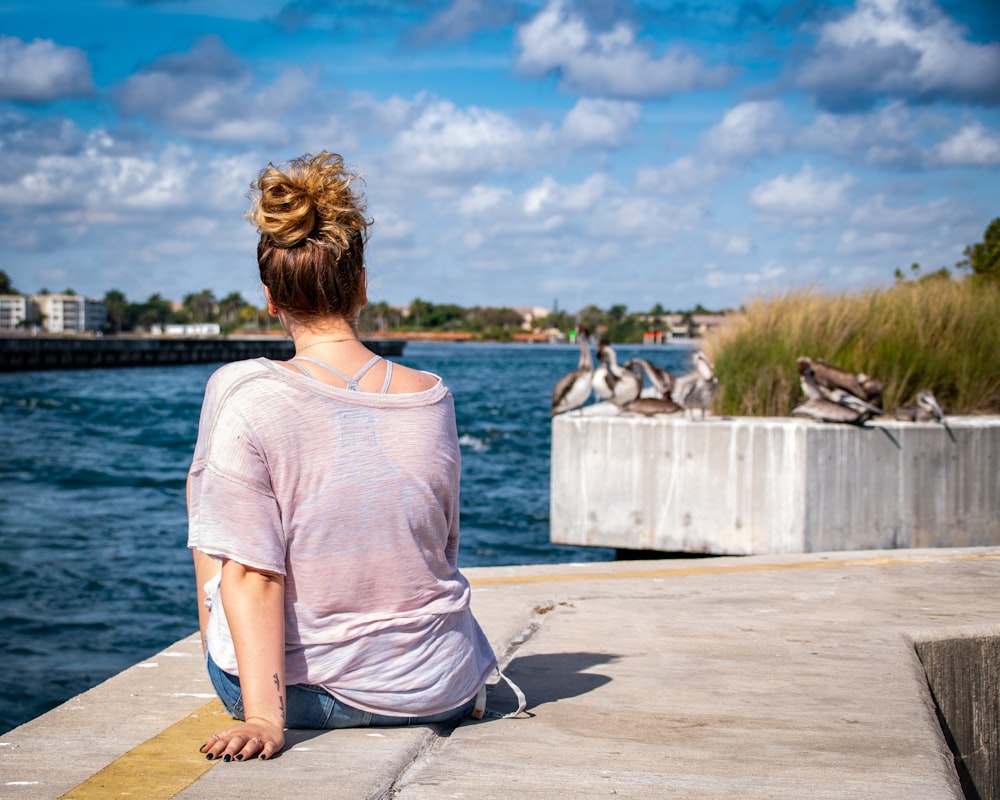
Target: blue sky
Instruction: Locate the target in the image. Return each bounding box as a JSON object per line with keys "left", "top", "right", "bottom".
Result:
{"left": 2, "top": 0, "right": 998, "bottom": 314}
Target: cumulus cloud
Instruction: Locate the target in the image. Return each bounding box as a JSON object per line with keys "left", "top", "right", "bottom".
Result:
{"left": 0, "top": 35, "right": 94, "bottom": 102}
{"left": 799, "top": 102, "right": 925, "bottom": 166}
{"left": 933, "top": 122, "right": 1000, "bottom": 166}
{"left": 798, "top": 0, "right": 1000, "bottom": 109}
{"left": 406, "top": 0, "right": 516, "bottom": 46}
{"left": 388, "top": 98, "right": 558, "bottom": 176}
{"left": 635, "top": 156, "right": 720, "bottom": 196}
{"left": 522, "top": 173, "right": 609, "bottom": 215}
{"left": 516, "top": 0, "right": 733, "bottom": 98}
{"left": 561, "top": 98, "right": 641, "bottom": 147}
{"left": 702, "top": 100, "right": 791, "bottom": 161}
{"left": 114, "top": 36, "right": 306, "bottom": 143}
{"left": 750, "top": 165, "right": 855, "bottom": 219}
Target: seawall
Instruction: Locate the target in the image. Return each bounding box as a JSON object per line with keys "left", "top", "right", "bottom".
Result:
{"left": 551, "top": 407, "right": 1000, "bottom": 556}
{"left": 0, "top": 335, "right": 405, "bottom": 371}
{"left": 2, "top": 549, "right": 998, "bottom": 799}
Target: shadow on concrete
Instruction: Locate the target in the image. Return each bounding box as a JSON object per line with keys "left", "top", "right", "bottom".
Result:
{"left": 489, "top": 652, "right": 619, "bottom": 713}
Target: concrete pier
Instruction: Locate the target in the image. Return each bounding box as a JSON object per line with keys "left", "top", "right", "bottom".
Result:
{"left": 550, "top": 408, "right": 1000, "bottom": 556}
{"left": 1, "top": 548, "right": 998, "bottom": 799}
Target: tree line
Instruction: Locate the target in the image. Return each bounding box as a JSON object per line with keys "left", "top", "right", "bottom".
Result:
{"left": 3, "top": 216, "right": 996, "bottom": 340}
{"left": 0, "top": 273, "right": 728, "bottom": 342}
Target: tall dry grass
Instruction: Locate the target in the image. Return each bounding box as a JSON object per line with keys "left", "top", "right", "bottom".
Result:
{"left": 702, "top": 279, "right": 1000, "bottom": 417}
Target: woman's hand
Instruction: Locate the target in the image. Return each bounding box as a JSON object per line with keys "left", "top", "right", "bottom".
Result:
{"left": 200, "top": 716, "right": 285, "bottom": 762}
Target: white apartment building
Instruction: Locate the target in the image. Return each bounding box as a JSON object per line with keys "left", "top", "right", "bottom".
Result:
{"left": 0, "top": 295, "right": 40, "bottom": 330}
{"left": 36, "top": 294, "right": 107, "bottom": 332}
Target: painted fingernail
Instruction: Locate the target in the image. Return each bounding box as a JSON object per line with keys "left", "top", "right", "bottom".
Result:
{"left": 235, "top": 754, "right": 244, "bottom": 761}
{"left": 259, "top": 754, "right": 267, "bottom": 761}
{"left": 205, "top": 754, "right": 214, "bottom": 760}
{"left": 223, "top": 754, "right": 232, "bottom": 762}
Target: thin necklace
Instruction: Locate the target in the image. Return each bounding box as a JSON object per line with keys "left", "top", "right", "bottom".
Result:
{"left": 297, "top": 336, "right": 359, "bottom": 352}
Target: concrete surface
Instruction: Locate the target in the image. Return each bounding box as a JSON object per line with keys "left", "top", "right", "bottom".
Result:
{"left": 551, "top": 410, "right": 1000, "bottom": 556}
{"left": 3, "top": 547, "right": 999, "bottom": 799}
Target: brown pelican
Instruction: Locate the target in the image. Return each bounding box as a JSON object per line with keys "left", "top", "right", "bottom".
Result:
{"left": 893, "top": 390, "right": 946, "bottom": 423}
{"left": 551, "top": 332, "right": 594, "bottom": 415}
{"left": 625, "top": 357, "right": 674, "bottom": 398}
{"left": 591, "top": 338, "right": 614, "bottom": 402}
{"left": 793, "top": 360, "right": 880, "bottom": 424}
{"left": 671, "top": 351, "right": 717, "bottom": 419}
{"left": 798, "top": 357, "right": 882, "bottom": 404}
{"left": 798, "top": 358, "right": 882, "bottom": 415}
{"left": 596, "top": 341, "right": 642, "bottom": 407}
{"left": 622, "top": 397, "right": 683, "bottom": 416}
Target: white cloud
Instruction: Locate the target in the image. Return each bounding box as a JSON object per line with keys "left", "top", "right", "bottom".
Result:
{"left": 516, "top": 0, "right": 733, "bottom": 99}
{"left": 933, "top": 122, "right": 1000, "bottom": 166}
{"left": 458, "top": 184, "right": 513, "bottom": 216}
{"left": 798, "top": 0, "right": 1000, "bottom": 108}
{"left": 523, "top": 174, "right": 611, "bottom": 216}
{"left": 635, "top": 156, "right": 721, "bottom": 196}
{"left": 702, "top": 100, "right": 791, "bottom": 161}
{"left": 750, "top": 165, "right": 855, "bottom": 219}
{"left": 561, "top": 98, "right": 641, "bottom": 148}
{"left": 114, "top": 36, "right": 304, "bottom": 143}
{"left": 0, "top": 35, "right": 93, "bottom": 102}
{"left": 799, "top": 102, "right": 926, "bottom": 166}
{"left": 389, "top": 98, "right": 557, "bottom": 176}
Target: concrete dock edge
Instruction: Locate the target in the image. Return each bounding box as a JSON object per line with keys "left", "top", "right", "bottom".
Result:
{"left": 3, "top": 548, "right": 998, "bottom": 799}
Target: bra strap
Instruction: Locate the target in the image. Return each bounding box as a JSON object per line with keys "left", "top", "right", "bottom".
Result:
{"left": 292, "top": 355, "right": 383, "bottom": 391}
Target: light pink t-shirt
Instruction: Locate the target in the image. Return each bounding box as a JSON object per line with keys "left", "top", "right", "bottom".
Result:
{"left": 187, "top": 358, "right": 496, "bottom": 716}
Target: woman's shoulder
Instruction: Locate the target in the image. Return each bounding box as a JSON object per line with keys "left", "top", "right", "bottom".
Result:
{"left": 387, "top": 361, "right": 442, "bottom": 394}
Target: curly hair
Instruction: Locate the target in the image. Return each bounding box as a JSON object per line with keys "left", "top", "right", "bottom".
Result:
{"left": 248, "top": 152, "right": 372, "bottom": 324}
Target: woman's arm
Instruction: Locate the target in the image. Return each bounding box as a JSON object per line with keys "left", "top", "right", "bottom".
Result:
{"left": 200, "top": 559, "right": 286, "bottom": 761}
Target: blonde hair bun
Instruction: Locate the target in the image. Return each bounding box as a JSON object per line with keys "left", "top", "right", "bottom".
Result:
{"left": 248, "top": 152, "right": 369, "bottom": 250}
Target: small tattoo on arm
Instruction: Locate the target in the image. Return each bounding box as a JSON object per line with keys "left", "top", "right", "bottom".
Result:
{"left": 273, "top": 673, "right": 281, "bottom": 690}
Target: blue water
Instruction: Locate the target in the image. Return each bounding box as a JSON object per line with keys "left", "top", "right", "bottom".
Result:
{"left": 0, "top": 341, "right": 695, "bottom": 734}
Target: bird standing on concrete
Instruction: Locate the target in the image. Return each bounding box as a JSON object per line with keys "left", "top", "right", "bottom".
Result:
{"left": 793, "top": 360, "right": 880, "bottom": 424}
{"left": 672, "top": 351, "right": 718, "bottom": 419}
{"left": 893, "top": 390, "right": 946, "bottom": 423}
{"left": 591, "top": 337, "right": 614, "bottom": 403}
{"left": 625, "top": 357, "right": 674, "bottom": 399}
{"left": 551, "top": 331, "right": 594, "bottom": 415}
{"left": 798, "top": 356, "right": 882, "bottom": 405}
{"left": 596, "top": 341, "right": 642, "bottom": 407}
{"left": 621, "top": 396, "right": 683, "bottom": 416}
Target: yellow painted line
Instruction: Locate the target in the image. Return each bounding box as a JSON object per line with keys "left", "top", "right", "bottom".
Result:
{"left": 468, "top": 550, "right": 1000, "bottom": 586}
{"left": 58, "top": 700, "right": 231, "bottom": 800}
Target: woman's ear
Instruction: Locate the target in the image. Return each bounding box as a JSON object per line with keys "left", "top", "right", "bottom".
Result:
{"left": 263, "top": 285, "right": 278, "bottom": 316}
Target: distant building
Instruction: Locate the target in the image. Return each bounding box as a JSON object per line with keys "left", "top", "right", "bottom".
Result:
{"left": 514, "top": 305, "right": 550, "bottom": 331}
{"left": 33, "top": 294, "right": 107, "bottom": 333}
{"left": 161, "top": 323, "right": 221, "bottom": 336}
{"left": 0, "top": 295, "right": 41, "bottom": 331}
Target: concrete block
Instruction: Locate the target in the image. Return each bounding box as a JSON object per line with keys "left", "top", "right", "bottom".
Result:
{"left": 550, "top": 411, "right": 1000, "bottom": 555}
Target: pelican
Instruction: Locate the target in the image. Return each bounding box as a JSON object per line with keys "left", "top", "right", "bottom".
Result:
{"left": 799, "top": 356, "right": 882, "bottom": 404}
{"left": 591, "top": 338, "right": 614, "bottom": 403}
{"left": 793, "top": 360, "right": 879, "bottom": 424}
{"left": 792, "top": 397, "right": 873, "bottom": 424}
{"left": 622, "top": 397, "right": 683, "bottom": 416}
{"left": 625, "top": 357, "right": 674, "bottom": 398}
{"left": 551, "top": 331, "right": 594, "bottom": 415}
{"left": 671, "top": 351, "right": 717, "bottom": 419}
{"left": 894, "top": 390, "right": 946, "bottom": 423}
{"left": 798, "top": 358, "right": 882, "bottom": 415}
{"left": 596, "top": 341, "right": 642, "bottom": 407}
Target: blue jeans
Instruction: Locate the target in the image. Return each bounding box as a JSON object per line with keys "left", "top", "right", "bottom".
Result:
{"left": 206, "top": 652, "right": 478, "bottom": 729}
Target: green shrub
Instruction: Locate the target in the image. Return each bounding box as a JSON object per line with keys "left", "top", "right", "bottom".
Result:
{"left": 704, "top": 280, "right": 1000, "bottom": 416}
